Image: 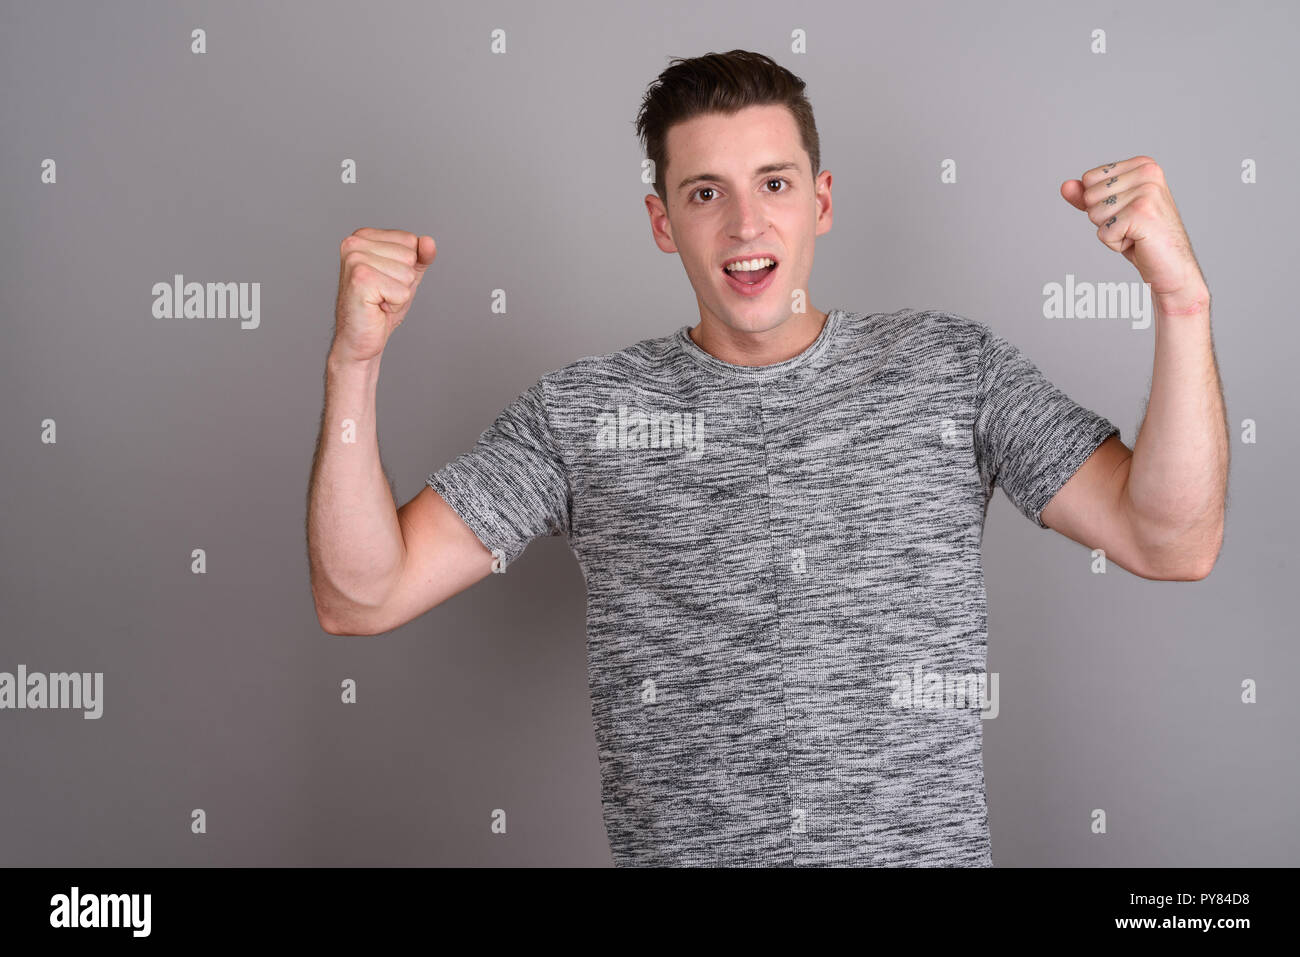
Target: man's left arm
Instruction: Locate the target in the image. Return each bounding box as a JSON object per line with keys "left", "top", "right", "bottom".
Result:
{"left": 1041, "top": 155, "right": 1229, "bottom": 581}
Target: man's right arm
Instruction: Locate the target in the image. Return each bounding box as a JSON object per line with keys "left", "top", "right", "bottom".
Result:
{"left": 307, "top": 357, "right": 498, "bottom": 636}
{"left": 306, "top": 228, "right": 496, "bottom": 635}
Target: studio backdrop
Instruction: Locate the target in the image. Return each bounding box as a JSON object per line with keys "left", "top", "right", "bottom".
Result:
{"left": 2, "top": 0, "right": 1295, "bottom": 866}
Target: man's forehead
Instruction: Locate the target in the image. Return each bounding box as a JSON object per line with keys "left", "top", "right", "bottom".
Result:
{"left": 669, "top": 106, "right": 795, "bottom": 147}
{"left": 667, "top": 108, "right": 801, "bottom": 172}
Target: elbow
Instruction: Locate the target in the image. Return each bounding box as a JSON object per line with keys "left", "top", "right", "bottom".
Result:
{"left": 1186, "top": 545, "right": 1222, "bottom": 582}
{"left": 1188, "top": 517, "right": 1226, "bottom": 580}
{"left": 311, "top": 578, "right": 379, "bottom": 636}
{"left": 310, "top": 578, "right": 343, "bottom": 634}
{"left": 1139, "top": 521, "right": 1223, "bottom": 582}
{"left": 1139, "top": 561, "right": 1210, "bottom": 582}
{"left": 314, "top": 595, "right": 391, "bottom": 635}
{"left": 313, "top": 599, "right": 347, "bottom": 635}
{"left": 1152, "top": 558, "right": 1214, "bottom": 582}
{"left": 315, "top": 605, "right": 382, "bottom": 636}
{"left": 315, "top": 607, "right": 346, "bottom": 635}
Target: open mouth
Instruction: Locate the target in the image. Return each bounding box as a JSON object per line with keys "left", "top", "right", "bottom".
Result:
{"left": 721, "top": 257, "right": 779, "bottom": 294}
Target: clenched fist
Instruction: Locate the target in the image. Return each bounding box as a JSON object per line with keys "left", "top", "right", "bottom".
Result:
{"left": 332, "top": 228, "right": 437, "bottom": 363}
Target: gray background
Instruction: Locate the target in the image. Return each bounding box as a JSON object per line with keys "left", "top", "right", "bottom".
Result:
{"left": 2, "top": 0, "right": 1295, "bottom": 866}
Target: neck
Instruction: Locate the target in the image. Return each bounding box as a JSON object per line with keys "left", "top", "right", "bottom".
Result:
{"left": 688, "top": 308, "right": 829, "bottom": 367}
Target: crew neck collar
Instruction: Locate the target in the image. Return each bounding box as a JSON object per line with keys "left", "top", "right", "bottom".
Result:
{"left": 675, "top": 309, "right": 843, "bottom": 381}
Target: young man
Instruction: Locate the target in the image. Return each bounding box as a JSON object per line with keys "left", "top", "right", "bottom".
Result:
{"left": 307, "top": 50, "right": 1227, "bottom": 867}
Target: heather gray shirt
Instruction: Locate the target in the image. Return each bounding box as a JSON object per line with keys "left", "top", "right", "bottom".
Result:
{"left": 427, "top": 307, "right": 1120, "bottom": 867}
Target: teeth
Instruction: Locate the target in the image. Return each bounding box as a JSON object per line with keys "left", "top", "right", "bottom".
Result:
{"left": 724, "top": 257, "right": 776, "bottom": 272}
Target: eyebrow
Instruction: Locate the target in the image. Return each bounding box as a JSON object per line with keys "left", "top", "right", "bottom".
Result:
{"left": 675, "top": 161, "right": 801, "bottom": 194}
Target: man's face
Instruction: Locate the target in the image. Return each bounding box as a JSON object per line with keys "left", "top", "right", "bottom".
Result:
{"left": 645, "top": 103, "right": 832, "bottom": 335}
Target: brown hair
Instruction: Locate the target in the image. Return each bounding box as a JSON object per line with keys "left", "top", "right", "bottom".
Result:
{"left": 634, "top": 49, "right": 821, "bottom": 206}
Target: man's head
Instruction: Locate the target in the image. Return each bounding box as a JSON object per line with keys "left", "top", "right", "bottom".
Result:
{"left": 634, "top": 50, "right": 832, "bottom": 338}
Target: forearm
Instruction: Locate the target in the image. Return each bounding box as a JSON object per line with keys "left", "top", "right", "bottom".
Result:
{"left": 1124, "top": 288, "right": 1228, "bottom": 577}
{"left": 307, "top": 349, "right": 406, "bottom": 621}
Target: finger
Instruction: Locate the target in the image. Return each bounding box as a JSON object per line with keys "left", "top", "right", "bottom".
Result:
{"left": 351, "top": 266, "right": 412, "bottom": 311}
{"left": 413, "top": 235, "right": 437, "bottom": 274}
{"left": 344, "top": 249, "right": 417, "bottom": 285}
{"left": 1082, "top": 161, "right": 1163, "bottom": 209}
{"left": 344, "top": 237, "right": 420, "bottom": 267}
{"left": 1060, "top": 179, "right": 1087, "bottom": 211}
{"left": 1084, "top": 183, "right": 1144, "bottom": 232}
{"left": 1092, "top": 198, "right": 1146, "bottom": 253}
{"left": 1080, "top": 155, "right": 1152, "bottom": 190}
{"left": 349, "top": 227, "right": 420, "bottom": 251}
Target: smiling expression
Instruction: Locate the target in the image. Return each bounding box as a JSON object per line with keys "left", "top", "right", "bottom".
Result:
{"left": 645, "top": 103, "right": 833, "bottom": 335}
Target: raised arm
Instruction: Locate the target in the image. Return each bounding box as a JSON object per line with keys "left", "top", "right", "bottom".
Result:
{"left": 306, "top": 228, "right": 496, "bottom": 636}
{"left": 1046, "top": 156, "right": 1227, "bottom": 580}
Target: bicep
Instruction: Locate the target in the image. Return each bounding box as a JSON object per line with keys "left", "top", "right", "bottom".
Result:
{"left": 344, "top": 485, "right": 497, "bottom": 635}
{"left": 1039, "top": 434, "right": 1152, "bottom": 577}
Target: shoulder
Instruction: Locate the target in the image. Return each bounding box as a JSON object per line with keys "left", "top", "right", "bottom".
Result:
{"left": 836, "top": 307, "right": 991, "bottom": 375}
{"left": 902, "top": 308, "right": 988, "bottom": 345}
{"left": 841, "top": 306, "right": 988, "bottom": 342}
{"left": 538, "top": 327, "right": 690, "bottom": 400}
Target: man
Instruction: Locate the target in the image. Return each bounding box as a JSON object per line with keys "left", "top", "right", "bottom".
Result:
{"left": 306, "top": 50, "right": 1227, "bottom": 866}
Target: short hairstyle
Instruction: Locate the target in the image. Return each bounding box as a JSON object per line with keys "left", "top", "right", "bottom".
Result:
{"left": 633, "top": 49, "right": 822, "bottom": 206}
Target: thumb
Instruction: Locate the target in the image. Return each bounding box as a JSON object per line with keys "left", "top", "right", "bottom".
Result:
{"left": 414, "top": 235, "right": 437, "bottom": 274}
{"left": 1059, "top": 179, "right": 1087, "bottom": 211}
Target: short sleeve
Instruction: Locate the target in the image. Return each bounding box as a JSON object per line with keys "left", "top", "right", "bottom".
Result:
{"left": 973, "top": 327, "right": 1120, "bottom": 528}
{"left": 426, "top": 378, "right": 571, "bottom": 569}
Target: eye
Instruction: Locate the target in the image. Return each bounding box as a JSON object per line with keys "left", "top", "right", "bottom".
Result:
{"left": 689, "top": 177, "right": 792, "bottom": 205}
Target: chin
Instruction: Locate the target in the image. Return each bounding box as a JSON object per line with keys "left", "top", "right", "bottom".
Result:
{"left": 726, "top": 307, "right": 787, "bottom": 331}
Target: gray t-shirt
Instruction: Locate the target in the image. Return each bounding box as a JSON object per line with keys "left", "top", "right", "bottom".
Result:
{"left": 427, "top": 307, "right": 1120, "bottom": 867}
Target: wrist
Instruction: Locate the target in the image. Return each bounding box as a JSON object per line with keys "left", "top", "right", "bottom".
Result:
{"left": 327, "top": 344, "right": 383, "bottom": 376}
{"left": 1154, "top": 293, "right": 1210, "bottom": 317}
{"left": 1153, "top": 280, "right": 1211, "bottom": 318}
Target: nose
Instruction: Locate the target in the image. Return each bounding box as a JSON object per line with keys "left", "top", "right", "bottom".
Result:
{"left": 727, "top": 193, "right": 766, "bottom": 239}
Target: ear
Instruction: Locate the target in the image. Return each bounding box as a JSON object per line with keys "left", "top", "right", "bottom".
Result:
{"left": 645, "top": 193, "right": 678, "bottom": 254}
